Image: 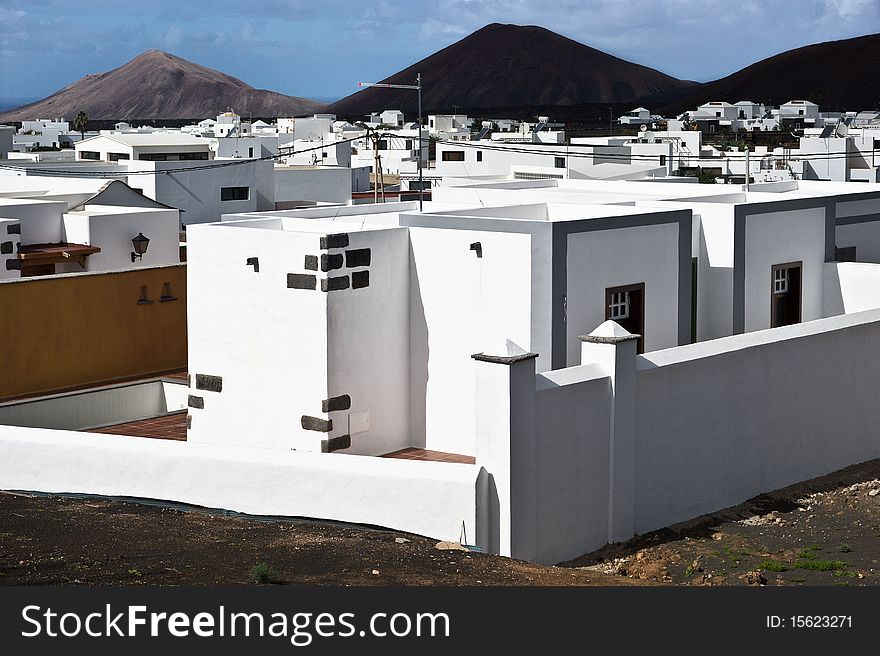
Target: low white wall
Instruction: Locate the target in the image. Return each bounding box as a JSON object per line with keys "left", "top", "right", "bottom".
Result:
{"left": 0, "top": 427, "right": 480, "bottom": 544}
{"left": 634, "top": 309, "right": 880, "bottom": 534}
{"left": 476, "top": 309, "right": 880, "bottom": 563}
{"left": 0, "top": 379, "right": 187, "bottom": 430}
{"left": 534, "top": 366, "right": 611, "bottom": 564}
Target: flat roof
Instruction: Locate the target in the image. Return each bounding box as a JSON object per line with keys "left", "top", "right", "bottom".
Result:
{"left": 82, "top": 133, "right": 210, "bottom": 147}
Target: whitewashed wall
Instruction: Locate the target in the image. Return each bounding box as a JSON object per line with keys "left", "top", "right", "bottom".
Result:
{"left": 325, "top": 228, "right": 411, "bottom": 456}
{"left": 823, "top": 262, "right": 880, "bottom": 316}
{"left": 275, "top": 167, "right": 352, "bottom": 205}
{"left": 62, "top": 207, "right": 180, "bottom": 271}
{"left": 634, "top": 310, "right": 880, "bottom": 534}
{"left": 0, "top": 427, "right": 480, "bottom": 545}
{"left": 533, "top": 365, "right": 611, "bottom": 564}
{"left": 186, "top": 223, "right": 330, "bottom": 451}
{"left": 474, "top": 309, "right": 880, "bottom": 563}
{"left": 565, "top": 222, "right": 680, "bottom": 363}
{"left": 409, "top": 227, "right": 533, "bottom": 455}
{"left": 0, "top": 218, "right": 20, "bottom": 280}
{"left": 743, "top": 207, "right": 826, "bottom": 331}
{"left": 0, "top": 198, "right": 65, "bottom": 244}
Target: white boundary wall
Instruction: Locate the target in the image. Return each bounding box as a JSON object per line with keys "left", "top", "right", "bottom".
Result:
{"left": 0, "top": 427, "right": 481, "bottom": 544}
{"left": 473, "top": 309, "right": 880, "bottom": 564}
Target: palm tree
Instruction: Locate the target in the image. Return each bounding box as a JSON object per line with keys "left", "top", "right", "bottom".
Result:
{"left": 73, "top": 111, "right": 88, "bottom": 141}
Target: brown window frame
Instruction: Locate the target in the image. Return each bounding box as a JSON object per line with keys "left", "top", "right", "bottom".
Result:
{"left": 605, "top": 282, "right": 645, "bottom": 353}
{"left": 770, "top": 261, "right": 802, "bottom": 328}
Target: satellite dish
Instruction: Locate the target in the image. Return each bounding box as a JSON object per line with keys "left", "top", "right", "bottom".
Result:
{"left": 639, "top": 124, "right": 648, "bottom": 132}
{"left": 835, "top": 121, "right": 849, "bottom": 137}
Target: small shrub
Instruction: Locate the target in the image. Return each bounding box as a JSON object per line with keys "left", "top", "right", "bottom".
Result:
{"left": 795, "top": 559, "right": 847, "bottom": 572}
{"left": 839, "top": 544, "right": 852, "bottom": 553}
{"left": 128, "top": 568, "right": 142, "bottom": 578}
{"left": 249, "top": 562, "right": 280, "bottom": 584}
{"left": 759, "top": 560, "right": 789, "bottom": 572}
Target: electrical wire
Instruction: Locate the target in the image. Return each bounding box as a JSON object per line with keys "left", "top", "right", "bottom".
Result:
{"left": 434, "top": 138, "right": 880, "bottom": 164}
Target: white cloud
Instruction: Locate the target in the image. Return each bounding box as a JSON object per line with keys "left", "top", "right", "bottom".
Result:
{"left": 163, "top": 25, "right": 183, "bottom": 48}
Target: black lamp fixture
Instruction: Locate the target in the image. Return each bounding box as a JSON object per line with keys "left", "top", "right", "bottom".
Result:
{"left": 131, "top": 232, "right": 150, "bottom": 262}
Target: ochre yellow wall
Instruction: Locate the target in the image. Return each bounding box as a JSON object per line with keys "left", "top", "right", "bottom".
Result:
{"left": 0, "top": 265, "right": 187, "bottom": 400}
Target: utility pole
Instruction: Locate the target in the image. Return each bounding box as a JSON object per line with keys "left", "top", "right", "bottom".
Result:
{"left": 358, "top": 75, "right": 424, "bottom": 210}
{"left": 745, "top": 144, "right": 750, "bottom": 192}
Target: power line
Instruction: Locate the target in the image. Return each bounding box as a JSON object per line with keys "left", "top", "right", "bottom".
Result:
{"left": 435, "top": 139, "right": 880, "bottom": 164}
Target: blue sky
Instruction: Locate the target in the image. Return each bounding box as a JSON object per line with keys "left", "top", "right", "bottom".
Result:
{"left": 1, "top": 0, "right": 878, "bottom": 102}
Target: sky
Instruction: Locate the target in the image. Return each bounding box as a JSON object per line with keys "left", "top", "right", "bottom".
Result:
{"left": 0, "top": 0, "right": 878, "bottom": 102}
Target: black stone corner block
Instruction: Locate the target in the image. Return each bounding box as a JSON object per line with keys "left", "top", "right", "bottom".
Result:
{"left": 320, "top": 233, "right": 349, "bottom": 250}
{"left": 5, "top": 259, "right": 21, "bottom": 271}
{"left": 320, "top": 253, "right": 344, "bottom": 272}
{"left": 6, "top": 223, "right": 20, "bottom": 235}
{"left": 188, "top": 395, "right": 204, "bottom": 409}
{"left": 321, "top": 275, "right": 350, "bottom": 292}
{"left": 195, "top": 373, "right": 223, "bottom": 393}
{"left": 245, "top": 257, "right": 259, "bottom": 272}
{"left": 186, "top": 374, "right": 192, "bottom": 387}
{"left": 302, "top": 415, "right": 333, "bottom": 432}
{"left": 0, "top": 241, "right": 12, "bottom": 255}
{"left": 322, "top": 434, "right": 352, "bottom": 453}
{"left": 322, "top": 394, "right": 352, "bottom": 413}
{"left": 304, "top": 254, "right": 319, "bottom": 271}
{"left": 186, "top": 414, "right": 192, "bottom": 429}
{"left": 287, "top": 273, "right": 317, "bottom": 290}
{"left": 351, "top": 270, "right": 370, "bottom": 290}
{"left": 345, "top": 248, "right": 371, "bottom": 268}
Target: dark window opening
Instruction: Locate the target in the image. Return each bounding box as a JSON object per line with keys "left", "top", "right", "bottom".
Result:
{"left": 605, "top": 283, "right": 645, "bottom": 353}
{"left": 108, "top": 152, "right": 130, "bottom": 161}
{"left": 220, "top": 186, "right": 249, "bottom": 201}
{"left": 442, "top": 150, "right": 465, "bottom": 161}
{"left": 79, "top": 151, "right": 100, "bottom": 160}
{"left": 476, "top": 150, "right": 482, "bottom": 162}
{"left": 554, "top": 157, "right": 565, "bottom": 169}
{"left": 770, "top": 262, "right": 802, "bottom": 328}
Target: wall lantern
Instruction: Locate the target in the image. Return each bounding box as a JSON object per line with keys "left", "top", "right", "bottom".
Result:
{"left": 131, "top": 232, "right": 150, "bottom": 262}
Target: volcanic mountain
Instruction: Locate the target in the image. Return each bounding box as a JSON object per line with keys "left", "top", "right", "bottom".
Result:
{"left": 0, "top": 50, "right": 325, "bottom": 122}
{"left": 661, "top": 33, "right": 880, "bottom": 115}
{"left": 330, "top": 23, "right": 698, "bottom": 117}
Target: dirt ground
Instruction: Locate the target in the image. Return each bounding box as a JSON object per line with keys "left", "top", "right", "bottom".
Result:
{"left": 3, "top": 459, "right": 879, "bottom": 587}
{"left": 566, "top": 459, "right": 880, "bottom": 586}
{"left": 0, "top": 493, "right": 635, "bottom": 586}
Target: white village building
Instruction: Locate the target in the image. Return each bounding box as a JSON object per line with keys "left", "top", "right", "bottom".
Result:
{"left": 3, "top": 154, "right": 880, "bottom": 566}
{"left": 0, "top": 178, "right": 180, "bottom": 279}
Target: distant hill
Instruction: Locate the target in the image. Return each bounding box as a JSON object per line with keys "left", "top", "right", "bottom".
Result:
{"left": 330, "top": 23, "right": 698, "bottom": 117}
{"left": 661, "top": 33, "right": 880, "bottom": 115}
{"left": 0, "top": 50, "right": 326, "bottom": 122}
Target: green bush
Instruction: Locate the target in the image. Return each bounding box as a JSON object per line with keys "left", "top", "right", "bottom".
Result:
{"left": 249, "top": 562, "right": 280, "bottom": 584}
